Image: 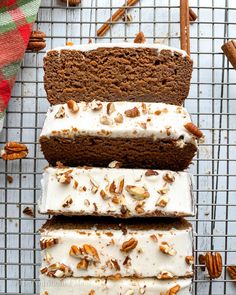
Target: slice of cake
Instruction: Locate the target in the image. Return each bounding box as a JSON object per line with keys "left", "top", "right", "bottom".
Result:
{"left": 40, "top": 276, "right": 192, "bottom": 295}
{"left": 38, "top": 166, "right": 195, "bottom": 217}
{"left": 40, "top": 101, "right": 202, "bottom": 170}
{"left": 40, "top": 216, "right": 193, "bottom": 279}
{"left": 44, "top": 43, "right": 193, "bottom": 105}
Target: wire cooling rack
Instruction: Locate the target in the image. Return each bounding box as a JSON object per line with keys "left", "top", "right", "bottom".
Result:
{"left": 1, "top": 0, "right": 236, "bottom": 294}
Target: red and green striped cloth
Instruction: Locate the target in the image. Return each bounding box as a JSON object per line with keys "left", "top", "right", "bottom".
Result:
{"left": 0, "top": 0, "right": 41, "bottom": 114}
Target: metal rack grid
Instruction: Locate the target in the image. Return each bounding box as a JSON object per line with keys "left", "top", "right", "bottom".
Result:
{"left": 0, "top": 0, "right": 236, "bottom": 294}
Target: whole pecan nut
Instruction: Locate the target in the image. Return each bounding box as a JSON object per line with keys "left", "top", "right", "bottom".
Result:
{"left": 184, "top": 122, "right": 203, "bottom": 138}
{"left": 205, "top": 252, "right": 222, "bottom": 279}
{"left": 1, "top": 142, "right": 28, "bottom": 160}
{"left": 227, "top": 265, "right": 236, "bottom": 280}
{"left": 27, "top": 30, "right": 46, "bottom": 52}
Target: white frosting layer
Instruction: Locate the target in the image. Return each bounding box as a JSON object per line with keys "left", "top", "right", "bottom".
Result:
{"left": 46, "top": 42, "right": 188, "bottom": 57}
{"left": 40, "top": 101, "right": 197, "bottom": 145}
{"left": 38, "top": 167, "right": 195, "bottom": 217}
{"left": 40, "top": 225, "right": 193, "bottom": 278}
{"left": 40, "top": 276, "right": 192, "bottom": 295}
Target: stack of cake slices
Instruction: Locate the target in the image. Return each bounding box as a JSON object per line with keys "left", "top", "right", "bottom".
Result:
{"left": 39, "top": 39, "right": 202, "bottom": 295}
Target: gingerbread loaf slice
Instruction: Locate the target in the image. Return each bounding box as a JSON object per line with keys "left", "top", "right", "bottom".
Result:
{"left": 40, "top": 216, "right": 194, "bottom": 279}
{"left": 39, "top": 101, "right": 201, "bottom": 170}
{"left": 44, "top": 43, "right": 193, "bottom": 105}
{"left": 40, "top": 276, "right": 193, "bottom": 295}
{"left": 38, "top": 166, "right": 195, "bottom": 218}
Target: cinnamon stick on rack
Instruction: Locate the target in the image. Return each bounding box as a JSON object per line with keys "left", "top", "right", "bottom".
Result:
{"left": 221, "top": 40, "right": 236, "bottom": 70}
{"left": 97, "top": 0, "right": 139, "bottom": 37}
{"left": 180, "top": 0, "right": 190, "bottom": 55}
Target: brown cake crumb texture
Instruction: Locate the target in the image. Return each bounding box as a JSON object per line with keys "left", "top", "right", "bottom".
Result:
{"left": 44, "top": 48, "right": 193, "bottom": 105}
{"left": 40, "top": 215, "right": 192, "bottom": 232}
{"left": 40, "top": 135, "right": 197, "bottom": 171}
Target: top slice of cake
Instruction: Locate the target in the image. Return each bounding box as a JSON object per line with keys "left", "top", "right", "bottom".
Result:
{"left": 44, "top": 43, "right": 193, "bottom": 105}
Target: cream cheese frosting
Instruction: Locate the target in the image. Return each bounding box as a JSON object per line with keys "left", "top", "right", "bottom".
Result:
{"left": 40, "top": 224, "right": 193, "bottom": 279}
{"left": 46, "top": 42, "right": 188, "bottom": 57}
{"left": 40, "top": 276, "right": 192, "bottom": 295}
{"left": 38, "top": 167, "right": 195, "bottom": 217}
{"left": 40, "top": 101, "right": 197, "bottom": 145}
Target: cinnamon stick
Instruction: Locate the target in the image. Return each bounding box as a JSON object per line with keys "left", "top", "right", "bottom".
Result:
{"left": 189, "top": 8, "right": 198, "bottom": 22}
{"left": 97, "top": 0, "right": 139, "bottom": 37}
{"left": 180, "top": 0, "right": 190, "bottom": 55}
{"left": 222, "top": 40, "right": 236, "bottom": 70}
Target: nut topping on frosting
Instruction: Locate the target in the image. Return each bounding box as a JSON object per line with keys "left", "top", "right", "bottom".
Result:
{"left": 159, "top": 242, "right": 177, "bottom": 256}
{"left": 88, "top": 290, "right": 95, "bottom": 295}
{"left": 108, "top": 160, "right": 122, "bottom": 168}
{"left": 157, "top": 270, "right": 174, "bottom": 279}
{"left": 156, "top": 195, "right": 169, "bottom": 207}
{"left": 124, "top": 107, "right": 140, "bottom": 118}
{"left": 62, "top": 196, "right": 73, "bottom": 208}
{"left": 41, "top": 262, "right": 73, "bottom": 278}
{"left": 67, "top": 99, "right": 79, "bottom": 113}
{"left": 69, "top": 244, "right": 100, "bottom": 263}
{"left": 89, "top": 175, "right": 99, "bottom": 193}
{"left": 185, "top": 255, "right": 194, "bottom": 265}
{"left": 56, "top": 169, "right": 72, "bottom": 184}
{"left": 124, "top": 290, "right": 134, "bottom": 295}
{"left": 110, "top": 259, "right": 120, "bottom": 271}
{"left": 90, "top": 100, "right": 103, "bottom": 111}
{"left": 100, "top": 115, "right": 113, "bottom": 125}
{"left": 107, "top": 102, "right": 116, "bottom": 115}
{"left": 161, "top": 284, "right": 181, "bottom": 295}
{"left": 150, "top": 234, "right": 158, "bottom": 242}
{"left": 157, "top": 186, "right": 169, "bottom": 195}
{"left": 145, "top": 169, "right": 159, "bottom": 176}
{"left": 121, "top": 238, "right": 138, "bottom": 252}
{"left": 54, "top": 106, "right": 65, "bottom": 118}
{"left": 43, "top": 251, "right": 53, "bottom": 264}
{"left": 125, "top": 185, "right": 150, "bottom": 200}
{"left": 114, "top": 112, "right": 124, "bottom": 123}
{"left": 77, "top": 259, "right": 89, "bottom": 270}
{"left": 40, "top": 237, "right": 59, "bottom": 250}
{"left": 163, "top": 172, "right": 175, "bottom": 183}
{"left": 135, "top": 202, "right": 145, "bottom": 214}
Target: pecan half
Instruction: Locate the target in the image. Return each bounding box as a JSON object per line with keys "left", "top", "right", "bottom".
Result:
{"left": 121, "top": 238, "right": 138, "bottom": 252}
{"left": 227, "top": 265, "right": 236, "bottom": 280}
{"left": 40, "top": 237, "right": 59, "bottom": 250}
{"left": 61, "top": 0, "right": 81, "bottom": 6}
{"left": 124, "top": 107, "right": 140, "bottom": 118}
{"left": 205, "top": 252, "right": 222, "bottom": 279}
{"left": 27, "top": 30, "right": 46, "bottom": 52}
{"left": 1, "top": 142, "right": 28, "bottom": 160}
{"left": 67, "top": 99, "right": 79, "bottom": 113}
{"left": 184, "top": 122, "right": 203, "bottom": 138}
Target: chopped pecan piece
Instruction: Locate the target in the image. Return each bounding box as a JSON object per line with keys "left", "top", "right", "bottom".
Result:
{"left": 205, "top": 252, "right": 222, "bottom": 279}
{"left": 121, "top": 238, "right": 138, "bottom": 252}
{"left": 184, "top": 122, "right": 203, "bottom": 138}
{"left": 145, "top": 169, "right": 158, "bottom": 176}
{"left": 107, "top": 102, "right": 115, "bottom": 115}
{"left": 157, "top": 271, "right": 174, "bottom": 279}
{"left": 41, "top": 262, "right": 73, "bottom": 278}
{"left": 88, "top": 290, "right": 95, "bottom": 295}
{"left": 125, "top": 185, "right": 150, "bottom": 200}
{"left": 227, "top": 265, "right": 236, "bottom": 280}
{"left": 77, "top": 259, "right": 89, "bottom": 270}
{"left": 100, "top": 115, "right": 113, "bottom": 125}
{"left": 161, "top": 284, "right": 181, "bottom": 295}
{"left": 1, "top": 142, "right": 28, "bottom": 160}
{"left": 56, "top": 169, "right": 72, "bottom": 184}
{"left": 62, "top": 196, "right": 73, "bottom": 208}
{"left": 163, "top": 172, "right": 175, "bottom": 183}
{"left": 108, "top": 160, "right": 122, "bottom": 168}
{"left": 185, "top": 255, "right": 194, "bottom": 265}
{"left": 40, "top": 237, "right": 59, "bottom": 250}
{"left": 159, "top": 242, "right": 177, "bottom": 256}
{"left": 124, "top": 107, "right": 140, "bottom": 118}
{"left": 54, "top": 106, "right": 65, "bottom": 118}
{"left": 156, "top": 195, "right": 169, "bottom": 207}
{"left": 90, "top": 100, "right": 103, "bottom": 111}
{"left": 114, "top": 113, "right": 124, "bottom": 123}
{"left": 198, "top": 254, "right": 206, "bottom": 271}
{"left": 110, "top": 259, "right": 120, "bottom": 271}
{"left": 67, "top": 99, "right": 79, "bottom": 113}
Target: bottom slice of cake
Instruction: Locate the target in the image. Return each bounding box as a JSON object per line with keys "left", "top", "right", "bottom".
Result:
{"left": 40, "top": 216, "right": 193, "bottom": 279}
{"left": 40, "top": 276, "right": 192, "bottom": 295}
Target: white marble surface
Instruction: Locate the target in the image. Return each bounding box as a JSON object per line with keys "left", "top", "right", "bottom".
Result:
{"left": 0, "top": 0, "right": 236, "bottom": 294}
